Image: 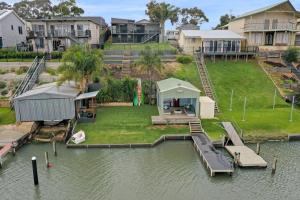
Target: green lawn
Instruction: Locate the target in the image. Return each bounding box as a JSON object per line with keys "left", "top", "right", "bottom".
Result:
{"left": 0, "top": 108, "right": 15, "bottom": 125}
{"left": 104, "top": 42, "right": 176, "bottom": 51}
{"left": 76, "top": 106, "right": 189, "bottom": 144}
{"left": 203, "top": 60, "right": 300, "bottom": 140}
{"left": 170, "top": 61, "right": 202, "bottom": 91}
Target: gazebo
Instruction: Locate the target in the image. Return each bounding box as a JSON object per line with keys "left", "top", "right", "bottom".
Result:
{"left": 156, "top": 78, "right": 201, "bottom": 117}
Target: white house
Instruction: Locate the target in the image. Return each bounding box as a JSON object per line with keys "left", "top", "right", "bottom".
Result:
{"left": 0, "top": 10, "right": 26, "bottom": 48}
{"left": 178, "top": 30, "right": 246, "bottom": 54}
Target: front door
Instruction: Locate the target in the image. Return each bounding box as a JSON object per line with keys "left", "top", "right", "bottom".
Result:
{"left": 265, "top": 32, "right": 274, "bottom": 46}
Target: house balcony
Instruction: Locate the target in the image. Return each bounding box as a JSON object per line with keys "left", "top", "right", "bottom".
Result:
{"left": 47, "top": 30, "right": 91, "bottom": 38}
{"left": 244, "top": 22, "right": 299, "bottom": 32}
{"left": 111, "top": 30, "right": 160, "bottom": 35}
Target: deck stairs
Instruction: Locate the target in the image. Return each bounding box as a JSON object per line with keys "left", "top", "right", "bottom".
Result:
{"left": 121, "top": 51, "right": 132, "bottom": 77}
{"left": 189, "top": 121, "right": 203, "bottom": 135}
{"left": 142, "top": 33, "right": 159, "bottom": 44}
{"left": 194, "top": 53, "right": 219, "bottom": 113}
{"left": 11, "top": 57, "right": 46, "bottom": 108}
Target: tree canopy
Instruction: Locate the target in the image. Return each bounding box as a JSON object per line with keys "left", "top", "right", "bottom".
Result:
{"left": 58, "top": 45, "right": 103, "bottom": 92}
{"left": 0, "top": 0, "right": 84, "bottom": 19}
{"left": 180, "top": 7, "right": 208, "bottom": 26}
{"left": 214, "top": 14, "right": 236, "bottom": 29}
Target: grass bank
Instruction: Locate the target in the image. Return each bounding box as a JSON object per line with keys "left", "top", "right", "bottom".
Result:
{"left": 76, "top": 106, "right": 188, "bottom": 144}
{"left": 204, "top": 60, "right": 300, "bottom": 140}
{"left": 0, "top": 108, "right": 15, "bottom": 125}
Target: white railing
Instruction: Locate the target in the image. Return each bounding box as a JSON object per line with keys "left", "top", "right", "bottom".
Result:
{"left": 244, "top": 22, "right": 297, "bottom": 31}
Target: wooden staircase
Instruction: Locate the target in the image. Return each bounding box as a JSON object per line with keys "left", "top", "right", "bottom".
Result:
{"left": 121, "top": 51, "right": 132, "bottom": 78}
{"left": 189, "top": 121, "right": 203, "bottom": 135}
{"left": 194, "top": 53, "right": 220, "bottom": 113}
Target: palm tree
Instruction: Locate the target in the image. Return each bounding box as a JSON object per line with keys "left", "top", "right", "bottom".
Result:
{"left": 57, "top": 44, "right": 103, "bottom": 92}
{"left": 135, "top": 46, "right": 162, "bottom": 101}
{"left": 146, "top": 1, "right": 179, "bottom": 43}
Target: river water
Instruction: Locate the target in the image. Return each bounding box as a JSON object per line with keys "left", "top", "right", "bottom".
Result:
{"left": 0, "top": 141, "right": 300, "bottom": 200}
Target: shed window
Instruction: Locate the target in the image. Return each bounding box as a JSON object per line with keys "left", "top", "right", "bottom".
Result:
{"left": 18, "top": 26, "right": 23, "bottom": 35}
{"left": 11, "top": 25, "right": 13, "bottom": 30}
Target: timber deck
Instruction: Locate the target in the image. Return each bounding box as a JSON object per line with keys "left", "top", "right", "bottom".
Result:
{"left": 151, "top": 115, "right": 199, "bottom": 125}
{"left": 222, "top": 122, "right": 267, "bottom": 168}
{"left": 190, "top": 122, "right": 233, "bottom": 176}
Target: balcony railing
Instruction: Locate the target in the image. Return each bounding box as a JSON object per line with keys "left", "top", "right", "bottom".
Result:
{"left": 196, "top": 46, "right": 258, "bottom": 54}
{"left": 244, "top": 22, "right": 298, "bottom": 31}
{"left": 28, "top": 29, "right": 91, "bottom": 38}
{"left": 111, "top": 30, "right": 160, "bottom": 35}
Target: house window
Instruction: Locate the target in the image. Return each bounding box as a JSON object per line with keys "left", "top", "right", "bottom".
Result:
{"left": 191, "top": 38, "right": 196, "bottom": 43}
{"left": 35, "top": 38, "right": 44, "bottom": 49}
{"left": 18, "top": 26, "right": 23, "bottom": 35}
{"left": 11, "top": 25, "right": 13, "bottom": 30}
{"left": 0, "top": 37, "right": 3, "bottom": 48}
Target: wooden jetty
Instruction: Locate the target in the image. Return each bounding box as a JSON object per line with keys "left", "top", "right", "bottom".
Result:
{"left": 0, "top": 122, "right": 37, "bottom": 167}
{"left": 222, "top": 122, "right": 267, "bottom": 168}
{"left": 0, "top": 143, "right": 13, "bottom": 167}
{"left": 190, "top": 122, "right": 234, "bottom": 176}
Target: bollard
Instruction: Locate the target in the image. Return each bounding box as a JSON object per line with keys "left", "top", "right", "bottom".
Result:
{"left": 256, "top": 143, "right": 260, "bottom": 155}
{"left": 272, "top": 157, "right": 277, "bottom": 174}
{"left": 32, "top": 156, "right": 39, "bottom": 185}
{"left": 45, "top": 152, "right": 49, "bottom": 168}
{"left": 52, "top": 141, "right": 57, "bottom": 156}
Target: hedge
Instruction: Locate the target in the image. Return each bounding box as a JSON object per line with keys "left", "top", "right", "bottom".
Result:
{"left": 0, "top": 49, "right": 62, "bottom": 59}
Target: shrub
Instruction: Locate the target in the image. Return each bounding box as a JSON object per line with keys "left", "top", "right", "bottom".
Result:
{"left": 16, "top": 66, "right": 29, "bottom": 75}
{"left": 0, "top": 81, "right": 6, "bottom": 89}
{"left": 176, "top": 55, "right": 193, "bottom": 64}
{"left": 46, "top": 68, "right": 57, "bottom": 76}
{"left": 1, "top": 89, "right": 8, "bottom": 96}
{"left": 97, "top": 77, "right": 137, "bottom": 103}
{"left": 283, "top": 47, "right": 300, "bottom": 64}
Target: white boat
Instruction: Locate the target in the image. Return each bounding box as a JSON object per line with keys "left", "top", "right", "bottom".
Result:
{"left": 71, "top": 130, "right": 86, "bottom": 144}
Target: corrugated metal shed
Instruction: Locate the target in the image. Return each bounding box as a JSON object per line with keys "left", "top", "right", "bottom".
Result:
{"left": 14, "top": 82, "right": 80, "bottom": 122}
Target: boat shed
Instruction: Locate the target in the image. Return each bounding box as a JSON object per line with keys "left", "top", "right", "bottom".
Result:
{"left": 14, "top": 82, "right": 80, "bottom": 122}
{"left": 156, "top": 78, "right": 201, "bottom": 117}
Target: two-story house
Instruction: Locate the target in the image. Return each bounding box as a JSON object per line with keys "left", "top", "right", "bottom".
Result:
{"left": 111, "top": 18, "right": 160, "bottom": 43}
{"left": 27, "top": 16, "right": 106, "bottom": 52}
{"left": 296, "top": 18, "right": 300, "bottom": 46}
{"left": 227, "top": 0, "right": 300, "bottom": 51}
{"left": 0, "top": 10, "right": 26, "bottom": 48}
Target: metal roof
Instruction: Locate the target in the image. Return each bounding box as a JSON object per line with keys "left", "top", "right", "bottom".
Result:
{"left": 157, "top": 78, "right": 200, "bottom": 93}
{"left": 181, "top": 30, "right": 245, "bottom": 40}
{"left": 233, "top": 0, "right": 298, "bottom": 21}
{"left": 27, "top": 16, "right": 105, "bottom": 26}
{"left": 14, "top": 81, "right": 79, "bottom": 100}
{"left": 75, "top": 91, "right": 98, "bottom": 100}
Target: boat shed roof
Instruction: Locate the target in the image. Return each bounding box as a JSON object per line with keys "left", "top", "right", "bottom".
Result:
{"left": 14, "top": 82, "right": 79, "bottom": 100}
{"left": 157, "top": 78, "right": 200, "bottom": 93}
{"left": 75, "top": 91, "right": 99, "bottom": 100}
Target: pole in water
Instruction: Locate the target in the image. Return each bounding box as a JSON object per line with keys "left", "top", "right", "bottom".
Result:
{"left": 256, "top": 143, "right": 260, "bottom": 155}
{"left": 272, "top": 89, "right": 277, "bottom": 110}
{"left": 32, "top": 156, "right": 39, "bottom": 185}
{"left": 272, "top": 157, "right": 277, "bottom": 174}
{"left": 229, "top": 89, "right": 234, "bottom": 111}
{"left": 45, "top": 152, "right": 49, "bottom": 168}
{"left": 53, "top": 141, "right": 57, "bottom": 156}
{"left": 242, "top": 97, "right": 247, "bottom": 121}
{"left": 289, "top": 96, "right": 295, "bottom": 122}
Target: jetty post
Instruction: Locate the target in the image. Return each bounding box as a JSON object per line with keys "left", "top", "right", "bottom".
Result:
{"left": 52, "top": 141, "right": 57, "bottom": 156}
{"left": 32, "top": 156, "right": 39, "bottom": 185}
{"left": 272, "top": 157, "right": 277, "bottom": 174}
{"left": 45, "top": 152, "right": 49, "bottom": 168}
{"left": 256, "top": 143, "right": 260, "bottom": 155}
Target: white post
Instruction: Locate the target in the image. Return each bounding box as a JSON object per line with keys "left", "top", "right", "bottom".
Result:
{"left": 289, "top": 96, "right": 295, "bottom": 122}
{"left": 242, "top": 97, "right": 247, "bottom": 121}
{"left": 273, "top": 89, "right": 277, "bottom": 110}
{"left": 229, "top": 89, "right": 234, "bottom": 111}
